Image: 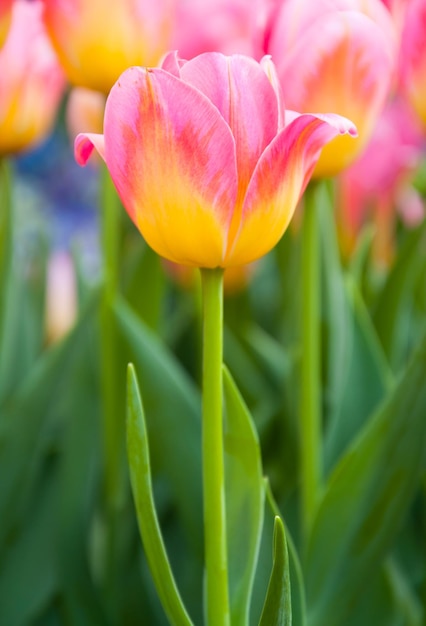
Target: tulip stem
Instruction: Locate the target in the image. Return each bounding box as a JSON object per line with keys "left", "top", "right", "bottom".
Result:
{"left": 99, "top": 163, "right": 122, "bottom": 608}
{"left": 200, "top": 267, "right": 230, "bottom": 626}
{"left": 0, "top": 159, "right": 12, "bottom": 278}
{"left": 300, "top": 181, "right": 322, "bottom": 546}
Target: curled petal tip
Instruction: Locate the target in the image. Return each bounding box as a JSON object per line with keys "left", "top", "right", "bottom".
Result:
{"left": 314, "top": 113, "right": 358, "bottom": 137}
{"left": 74, "top": 132, "right": 105, "bottom": 166}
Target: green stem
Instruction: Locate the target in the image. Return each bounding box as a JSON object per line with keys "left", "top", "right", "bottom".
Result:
{"left": 0, "top": 159, "right": 12, "bottom": 290}
{"left": 99, "top": 163, "right": 122, "bottom": 606}
{"left": 300, "top": 182, "right": 322, "bottom": 545}
{"left": 200, "top": 267, "right": 230, "bottom": 626}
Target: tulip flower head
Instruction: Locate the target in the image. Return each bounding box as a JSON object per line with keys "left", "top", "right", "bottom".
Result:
{"left": 172, "top": 0, "right": 256, "bottom": 59}
{"left": 76, "top": 52, "right": 357, "bottom": 268}
{"left": 0, "top": 0, "right": 65, "bottom": 156}
{"left": 264, "top": 0, "right": 396, "bottom": 177}
{"left": 42, "top": 0, "right": 175, "bottom": 93}
{"left": 398, "top": 0, "right": 426, "bottom": 127}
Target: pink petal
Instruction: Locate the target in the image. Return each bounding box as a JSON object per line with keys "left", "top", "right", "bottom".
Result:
{"left": 74, "top": 133, "right": 105, "bottom": 165}
{"left": 160, "top": 50, "right": 184, "bottom": 76}
{"left": 180, "top": 52, "right": 279, "bottom": 247}
{"left": 225, "top": 113, "right": 357, "bottom": 265}
{"left": 103, "top": 66, "right": 239, "bottom": 267}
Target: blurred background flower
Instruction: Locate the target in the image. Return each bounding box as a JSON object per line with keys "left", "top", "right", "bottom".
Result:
{"left": 398, "top": 0, "right": 426, "bottom": 128}
{"left": 41, "top": 0, "right": 177, "bottom": 93}
{"left": 262, "top": 0, "right": 397, "bottom": 177}
{"left": 337, "top": 97, "right": 425, "bottom": 264}
{"left": 0, "top": 0, "right": 65, "bottom": 156}
{"left": 0, "top": 0, "right": 13, "bottom": 48}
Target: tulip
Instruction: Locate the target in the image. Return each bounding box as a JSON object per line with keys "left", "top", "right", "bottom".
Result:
{"left": 337, "top": 98, "right": 424, "bottom": 262}
{"left": 264, "top": 0, "right": 396, "bottom": 177}
{"left": 172, "top": 0, "right": 256, "bottom": 59}
{"left": 0, "top": 0, "right": 65, "bottom": 156}
{"left": 75, "top": 52, "right": 357, "bottom": 268}
{"left": 45, "top": 250, "right": 77, "bottom": 344}
{"left": 398, "top": 0, "right": 426, "bottom": 127}
{"left": 0, "top": 0, "right": 13, "bottom": 48}
{"left": 41, "top": 0, "right": 176, "bottom": 93}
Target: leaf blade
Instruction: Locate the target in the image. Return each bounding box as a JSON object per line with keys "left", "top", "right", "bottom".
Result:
{"left": 126, "top": 363, "right": 194, "bottom": 626}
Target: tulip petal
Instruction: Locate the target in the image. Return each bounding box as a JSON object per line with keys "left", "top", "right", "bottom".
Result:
{"left": 103, "top": 66, "right": 238, "bottom": 267}
{"left": 43, "top": 0, "right": 174, "bottom": 92}
{"left": 225, "top": 113, "right": 357, "bottom": 265}
{"left": 270, "top": 10, "right": 395, "bottom": 175}
{"left": 74, "top": 132, "right": 105, "bottom": 165}
{"left": 180, "top": 52, "right": 279, "bottom": 246}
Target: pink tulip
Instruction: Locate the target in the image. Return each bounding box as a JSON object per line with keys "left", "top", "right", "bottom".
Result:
{"left": 45, "top": 250, "right": 77, "bottom": 344}
{"left": 172, "top": 0, "right": 257, "bottom": 59}
{"left": 75, "top": 52, "right": 356, "bottom": 268}
{"left": 337, "top": 98, "right": 424, "bottom": 261}
{"left": 41, "top": 0, "right": 176, "bottom": 93}
{"left": 0, "top": 0, "right": 13, "bottom": 48}
{"left": 0, "top": 0, "right": 65, "bottom": 155}
{"left": 263, "top": 0, "right": 396, "bottom": 177}
{"left": 398, "top": 0, "right": 426, "bottom": 127}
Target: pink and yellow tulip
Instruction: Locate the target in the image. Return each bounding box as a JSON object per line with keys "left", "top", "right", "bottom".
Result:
{"left": 0, "top": 0, "right": 65, "bottom": 156}
{"left": 76, "top": 52, "right": 356, "bottom": 268}
{"left": 263, "top": 0, "right": 396, "bottom": 177}
{"left": 398, "top": 0, "right": 426, "bottom": 127}
{"left": 337, "top": 98, "right": 424, "bottom": 262}
{"left": 0, "top": 0, "right": 13, "bottom": 48}
{"left": 41, "top": 0, "right": 175, "bottom": 93}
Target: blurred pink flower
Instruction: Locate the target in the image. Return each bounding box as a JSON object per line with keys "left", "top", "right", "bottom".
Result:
{"left": 42, "top": 0, "right": 176, "bottom": 93}
{"left": 398, "top": 0, "right": 426, "bottom": 127}
{"left": 0, "top": 0, "right": 66, "bottom": 155}
{"left": 172, "top": 0, "right": 257, "bottom": 58}
{"left": 337, "top": 98, "right": 424, "bottom": 262}
{"left": 75, "top": 52, "right": 356, "bottom": 268}
{"left": 45, "top": 250, "right": 77, "bottom": 344}
{"left": 0, "top": 0, "right": 13, "bottom": 48}
{"left": 263, "top": 0, "right": 396, "bottom": 177}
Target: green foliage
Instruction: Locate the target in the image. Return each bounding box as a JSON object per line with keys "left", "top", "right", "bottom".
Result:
{"left": 1, "top": 155, "right": 425, "bottom": 626}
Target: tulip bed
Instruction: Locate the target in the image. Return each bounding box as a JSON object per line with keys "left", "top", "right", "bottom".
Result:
{"left": 1, "top": 1, "right": 426, "bottom": 626}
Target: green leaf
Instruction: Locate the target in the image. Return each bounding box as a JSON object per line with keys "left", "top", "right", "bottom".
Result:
{"left": 258, "top": 516, "right": 292, "bottom": 626}
{"left": 123, "top": 240, "right": 166, "bottom": 333}
{"left": 115, "top": 297, "right": 202, "bottom": 554}
{"left": 373, "top": 220, "right": 426, "bottom": 370}
{"left": 0, "top": 236, "right": 48, "bottom": 403}
{"left": 0, "top": 294, "right": 98, "bottom": 553}
{"left": 305, "top": 331, "right": 426, "bottom": 626}
{"left": 223, "top": 366, "right": 265, "bottom": 626}
{"left": 343, "top": 558, "right": 423, "bottom": 626}
{"left": 55, "top": 328, "right": 110, "bottom": 626}
{"left": 323, "top": 278, "right": 392, "bottom": 472}
{"left": 0, "top": 470, "right": 58, "bottom": 626}
{"left": 318, "top": 181, "right": 392, "bottom": 474}
{"left": 126, "top": 363, "right": 194, "bottom": 626}
{"left": 264, "top": 480, "right": 307, "bottom": 626}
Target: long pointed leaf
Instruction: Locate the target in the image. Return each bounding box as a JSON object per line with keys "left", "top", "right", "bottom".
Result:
{"left": 126, "top": 364, "right": 194, "bottom": 626}
{"left": 306, "top": 331, "right": 426, "bottom": 626}
{"left": 258, "top": 516, "right": 292, "bottom": 626}
{"left": 223, "top": 366, "right": 265, "bottom": 625}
